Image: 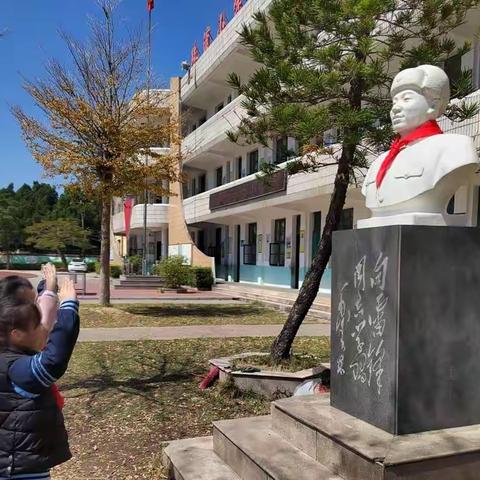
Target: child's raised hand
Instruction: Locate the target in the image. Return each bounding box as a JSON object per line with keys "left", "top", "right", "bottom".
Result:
{"left": 42, "top": 263, "right": 57, "bottom": 292}
{"left": 59, "top": 278, "right": 77, "bottom": 303}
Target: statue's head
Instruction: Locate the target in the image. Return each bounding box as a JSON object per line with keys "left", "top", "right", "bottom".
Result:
{"left": 390, "top": 65, "right": 450, "bottom": 136}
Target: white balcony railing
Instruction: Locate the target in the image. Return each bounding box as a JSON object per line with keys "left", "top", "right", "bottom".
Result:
{"left": 112, "top": 203, "right": 169, "bottom": 235}
{"left": 438, "top": 89, "right": 480, "bottom": 149}
{"left": 182, "top": 95, "right": 246, "bottom": 161}
{"left": 183, "top": 89, "right": 480, "bottom": 224}
{"left": 180, "top": 0, "right": 273, "bottom": 101}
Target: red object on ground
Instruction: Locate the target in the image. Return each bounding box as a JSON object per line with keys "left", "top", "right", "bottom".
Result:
{"left": 123, "top": 198, "right": 133, "bottom": 237}
{"left": 314, "top": 384, "right": 330, "bottom": 394}
{"left": 147, "top": 0, "right": 154, "bottom": 11}
{"left": 199, "top": 367, "right": 220, "bottom": 390}
{"left": 376, "top": 120, "right": 443, "bottom": 188}
{"left": 51, "top": 384, "right": 65, "bottom": 410}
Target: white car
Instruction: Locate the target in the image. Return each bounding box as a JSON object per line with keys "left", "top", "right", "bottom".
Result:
{"left": 68, "top": 258, "right": 88, "bottom": 273}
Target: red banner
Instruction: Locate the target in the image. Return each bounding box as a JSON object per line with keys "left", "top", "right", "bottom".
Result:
{"left": 147, "top": 0, "right": 154, "bottom": 11}
{"left": 233, "top": 0, "right": 243, "bottom": 15}
{"left": 191, "top": 42, "right": 200, "bottom": 65}
{"left": 218, "top": 12, "right": 227, "bottom": 35}
{"left": 123, "top": 198, "right": 133, "bottom": 237}
{"left": 203, "top": 26, "right": 213, "bottom": 52}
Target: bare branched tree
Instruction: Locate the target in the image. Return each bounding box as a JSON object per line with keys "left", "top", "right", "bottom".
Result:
{"left": 13, "top": 0, "right": 181, "bottom": 305}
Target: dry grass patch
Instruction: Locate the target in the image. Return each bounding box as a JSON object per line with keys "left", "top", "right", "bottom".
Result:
{"left": 80, "top": 302, "right": 302, "bottom": 327}
{"left": 53, "top": 336, "right": 330, "bottom": 479}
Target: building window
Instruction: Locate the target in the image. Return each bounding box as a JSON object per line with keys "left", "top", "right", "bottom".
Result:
{"left": 247, "top": 149, "right": 259, "bottom": 175}
{"left": 199, "top": 115, "right": 207, "bottom": 126}
{"left": 216, "top": 166, "right": 223, "bottom": 187}
{"left": 199, "top": 174, "right": 206, "bottom": 193}
{"left": 191, "top": 177, "right": 197, "bottom": 196}
{"left": 226, "top": 161, "right": 231, "bottom": 184}
{"left": 275, "top": 136, "right": 288, "bottom": 164}
{"left": 190, "top": 123, "right": 197, "bottom": 133}
{"left": 243, "top": 223, "right": 257, "bottom": 265}
{"left": 311, "top": 211, "right": 322, "bottom": 258}
{"left": 236, "top": 156, "right": 244, "bottom": 179}
{"left": 227, "top": 94, "right": 232, "bottom": 104}
{"left": 216, "top": 102, "right": 224, "bottom": 113}
{"left": 270, "top": 218, "right": 286, "bottom": 266}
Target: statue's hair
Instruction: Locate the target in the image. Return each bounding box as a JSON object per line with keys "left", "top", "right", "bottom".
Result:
{"left": 391, "top": 65, "right": 450, "bottom": 118}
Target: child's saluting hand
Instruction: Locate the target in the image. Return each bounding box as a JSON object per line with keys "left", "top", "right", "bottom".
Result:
{"left": 59, "top": 278, "right": 77, "bottom": 303}
{"left": 42, "top": 263, "right": 57, "bottom": 293}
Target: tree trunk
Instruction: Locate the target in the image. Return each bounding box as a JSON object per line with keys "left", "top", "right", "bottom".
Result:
{"left": 6, "top": 252, "right": 10, "bottom": 270}
{"left": 99, "top": 192, "right": 111, "bottom": 306}
{"left": 270, "top": 147, "right": 353, "bottom": 363}
{"left": 57, "top": 249, "right": 68, "bottom": 270}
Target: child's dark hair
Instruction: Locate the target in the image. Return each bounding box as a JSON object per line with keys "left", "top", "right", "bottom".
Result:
{"left": 0, "top": 276, "right": 34, "bottom": 300}
{"left": 0, "top": 298, "right": 41, "bottom": 349}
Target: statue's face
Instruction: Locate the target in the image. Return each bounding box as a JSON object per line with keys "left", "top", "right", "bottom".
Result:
{"left": 390, "top": 89, "right": 434, "bottom": 136}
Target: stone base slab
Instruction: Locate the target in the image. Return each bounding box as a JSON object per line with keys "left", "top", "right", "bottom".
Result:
{"left": 272, "top": 394, "right": 480, "bottom": 479}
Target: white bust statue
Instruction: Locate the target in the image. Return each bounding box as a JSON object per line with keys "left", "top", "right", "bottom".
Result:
{"left": 358, "top": 64, "right": 479, "bottom": 229}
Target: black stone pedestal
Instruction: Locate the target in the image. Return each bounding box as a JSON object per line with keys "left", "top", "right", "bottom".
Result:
{"left": 331, "top": 226, "right": 480, "bottom": 435}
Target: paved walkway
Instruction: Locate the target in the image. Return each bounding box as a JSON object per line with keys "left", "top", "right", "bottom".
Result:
{"left": 79, "top": 323, "right": 331, "bottom": 342}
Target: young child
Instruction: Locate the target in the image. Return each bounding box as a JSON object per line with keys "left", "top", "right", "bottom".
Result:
{"left": 0, "top": 277, "right": 79, "bottom": 479}
{"left": 0, "top": 263, "right": 59, "bottom": 340}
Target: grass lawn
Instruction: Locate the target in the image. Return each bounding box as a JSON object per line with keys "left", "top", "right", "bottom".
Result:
{"left": 52, "top": 336, "right": 330, "bottom": 480}
{"left": 79, "top": 303, "right": 316, "bottom": 328}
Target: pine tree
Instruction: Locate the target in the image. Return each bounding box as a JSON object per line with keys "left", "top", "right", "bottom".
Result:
{"left": 229, "top": 0, "right": 480, "bottom": 362}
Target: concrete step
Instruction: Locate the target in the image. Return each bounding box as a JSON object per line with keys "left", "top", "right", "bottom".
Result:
{"left": 271, "top": 395, "right": 390, "bottom": 480}
{"left": 163, "top": 436, "right": 241, "bottom": 480}
{"left": 214, "top": 289, "right": 331, "bottom": 320}
{"left": 214, "top": 285, "right": 331, "bottom": 310}
{"left": 213, "top": 415, "right": 343, "bottom": 480}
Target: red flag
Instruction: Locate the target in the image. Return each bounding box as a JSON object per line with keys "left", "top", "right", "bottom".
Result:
{"left": 218, "top": 12, "right": 228, "bottom": 35}
{"left": 203, "top": 26, "right": 213, "bottom": 52}
{"left": 233, "top": 0, "right": 243, "bottom": 15}
{"left": 147, "top": 0, "right": 154, "bottom": 11}
{"left": 191, "top": 42, "right": 200, "bottom": 65}
{"left": 123, "top": 198, "right": 133, "bottom": 237}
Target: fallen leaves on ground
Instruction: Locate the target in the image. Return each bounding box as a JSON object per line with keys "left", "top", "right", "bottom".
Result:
{"left": 52, "top": 336, "right": 330, "bottom": 479}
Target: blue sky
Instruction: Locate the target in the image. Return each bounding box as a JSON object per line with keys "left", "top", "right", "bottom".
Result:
{"left": 0, "top": 0, "right": 233, "bottom": 189}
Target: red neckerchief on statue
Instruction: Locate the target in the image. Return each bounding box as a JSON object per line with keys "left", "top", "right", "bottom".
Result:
{"left": 376, "top": 120, "right": 444, "bottom": 188}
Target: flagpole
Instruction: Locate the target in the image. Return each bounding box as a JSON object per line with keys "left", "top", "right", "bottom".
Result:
{"left": 142, "top": 3, "right": 153, "bottom": 276}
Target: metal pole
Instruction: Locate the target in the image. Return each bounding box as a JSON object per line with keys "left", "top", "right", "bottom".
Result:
{"left": 142, "top": 8, "right": 153, "bottom": 276}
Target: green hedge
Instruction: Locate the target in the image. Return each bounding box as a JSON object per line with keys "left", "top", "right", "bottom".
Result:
{"left": 0, "top": 262, "right": 65, "bottom": 271}
{"left": 153, "top": 256, "right": 191, "bottom": 289}
{"left": 95, "top": 262, "right": 122, "bottom": 278}
{"left": 153, "top": 257, "right": 214, "bottom": 290}
{"left": 190, "top": 267, "right": 214, "bottom": 290}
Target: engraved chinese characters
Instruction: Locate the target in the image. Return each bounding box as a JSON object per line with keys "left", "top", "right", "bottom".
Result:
{"left": 336, "top": 253, "right": 388, "bottom": 396}
{"left": 331, "top": 227, "right": 398, "bottom": 433}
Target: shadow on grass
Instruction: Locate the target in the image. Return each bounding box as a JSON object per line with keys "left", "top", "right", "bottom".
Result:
{"left": 61, "top": 354, "right": 198, "bottom": 406}
{"left": 117, "top": 304, "right": 273, "bottom": 318}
